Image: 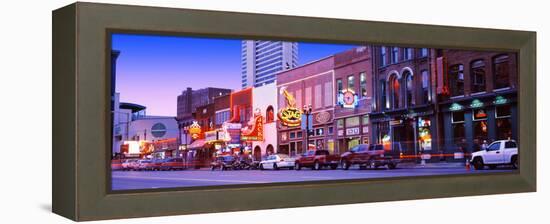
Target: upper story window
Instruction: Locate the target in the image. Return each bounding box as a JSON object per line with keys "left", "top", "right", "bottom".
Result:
{"left": 337, "top": 79, "right": 343, "bottom": 93}
{"left": 493, "top": 54, "right": 510, "bottom": 89}
{"left": 266, "top": 106, "right": 274, "bottom": 123}
{"left": 471, "top": 60, "right": 486, "bottom": 94}
{"left": 403, "top": 48, "right": 413, "bottom": 60}
{"left": 405, "top": 72, "right": 414, "bottom": 107}
{"left": 380, "top": 80, "right": 387, "bottom": 110}
{"left": 347, "top": 75, "right": 355, "bottom": 93}
{"left": 421, "top": 70, "right": 430, "bottom": 104}
{"left": 360, "top": 72, "right": 367, "bottom": 98}
{"left": 380, "top": 47, "right": 387, "bottom": 67}
{"left": 391, "top": 47, "right": 399, "bottom": 64}
{"left": 420, "top": 48, "right": 429, "bottom": 57}
{"left": 449, "top": 64, "right": 465, "bottom": 97}
{"left": 389, "top": 74, "right": 400, "bottom": 109}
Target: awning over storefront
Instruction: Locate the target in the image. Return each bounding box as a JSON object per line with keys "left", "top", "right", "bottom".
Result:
{"left": 187, "top": 139, "right": 207, "bottom": 149}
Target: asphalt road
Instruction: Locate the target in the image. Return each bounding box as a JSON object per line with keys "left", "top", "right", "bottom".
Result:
{"left": 111, "top": 164, "right": 513, "bottom": 190}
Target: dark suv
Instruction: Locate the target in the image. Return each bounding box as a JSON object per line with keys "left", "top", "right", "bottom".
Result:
{"left": 340, "top": 144, "right": 401, "bottom": 170}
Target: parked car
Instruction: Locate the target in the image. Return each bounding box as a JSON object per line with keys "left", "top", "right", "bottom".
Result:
{"left": 259, "top": 154, "right": 295, "bottom": 170}
{"left": 470, "top": 140, "right": 518, "bottom": 170}
{"left": 210, "top": 155, "right": 238, "bottom": 171}
{"left": 134, "top": 159, "right": 153, "bottom": 171}
{"left": 111, "top": 159, "right": 124, "bottom": 171}
{"left": 160, "top": 158, "right": 185, "bottom": 170}
{"left": 121, "top": 159, "right": 138, "bottom": 171}
{"left": 340, "top": 144, "right": 401, "bottom": 170}
{"left": 294, "top": 150, "right": 340, "bottom": 170}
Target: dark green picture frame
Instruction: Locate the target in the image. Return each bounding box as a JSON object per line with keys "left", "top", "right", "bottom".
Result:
{"left": 52, "top": 2, "right": 536, "bottom": 221}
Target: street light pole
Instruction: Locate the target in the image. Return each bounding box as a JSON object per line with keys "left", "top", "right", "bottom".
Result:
{"left": 303, "top": 104, "right": 312, "bottom": 151}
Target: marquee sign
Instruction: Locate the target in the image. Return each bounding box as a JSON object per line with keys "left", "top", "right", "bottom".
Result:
{"left": 188, "top": 121, "right": 202, "bottom": 140}
{"left": 278, "top": 88, "right": 302, "bottom": 127}
{"left": 241, "top": 114, "right": 264, "bottom": 141}
{"left": 337, "top": 89, "right": 359, "bottom": 108}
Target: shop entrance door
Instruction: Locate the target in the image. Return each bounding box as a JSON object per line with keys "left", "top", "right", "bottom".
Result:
{"left": 391, "top": 123, "right": 415, "bottom": 156}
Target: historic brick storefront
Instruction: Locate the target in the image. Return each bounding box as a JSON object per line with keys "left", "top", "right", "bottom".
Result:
{"left": 437, "top": 50, "right": 518, "bottom": 160}
{"left": 276, "top": 56, "right": 335, "bottom": 156}
{"left": 370, "top": 46, "right": 440, "bottom": 158}
{"left": 332, "top": 46, "right": 374, "bottom": 154}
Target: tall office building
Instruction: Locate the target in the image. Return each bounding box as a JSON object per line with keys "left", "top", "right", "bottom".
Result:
{"left": 241, "top": 40, "right": 298, "bottom": 88}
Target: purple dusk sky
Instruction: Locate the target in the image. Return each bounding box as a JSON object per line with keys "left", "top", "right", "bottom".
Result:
{"left": 112, "top": 34, "right": 357, "bottom": 116}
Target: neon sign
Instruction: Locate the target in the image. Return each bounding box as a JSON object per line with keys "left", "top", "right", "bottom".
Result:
{"left": 337, "top": 89, "right": 359, "bottom": 108}
{"left": 470, "top": 99, "right": 484, "bottom": 108}
{"left": 494, "top": 95, "right": 508, "bottom": 105}
{"left": 188, "top": 121, "right": 202, "bottom": 140}
{"left": 449, "top": 103, "right": 463, "bottom": 111}
{"left": 277, "top": 88, "right": 302, "bottom": 127}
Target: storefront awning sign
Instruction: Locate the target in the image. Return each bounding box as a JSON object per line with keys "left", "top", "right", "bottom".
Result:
{"left": 449, "top": 103, "right": 463, "bottom": 111}
{"left": 494, "top": 96, "right": 508, "bottom": 105}
{"left": 470, "top": 99, "right": 484, "bottom": 108}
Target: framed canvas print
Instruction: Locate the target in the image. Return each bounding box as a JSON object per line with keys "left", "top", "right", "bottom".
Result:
{"left": 52, "top": 2, "right": 536, "bottom": 221}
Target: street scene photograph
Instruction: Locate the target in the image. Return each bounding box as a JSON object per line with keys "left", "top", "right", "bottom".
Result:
{"left": 110, "top": 33, "right": 519, "bottom": 191}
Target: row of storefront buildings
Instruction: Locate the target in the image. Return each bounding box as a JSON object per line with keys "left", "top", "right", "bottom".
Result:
{"left": 113, "top": 44, "right": 518, "bottom": 163}
{"left": 274, "top": 45, "right": 517, "bottom": 161}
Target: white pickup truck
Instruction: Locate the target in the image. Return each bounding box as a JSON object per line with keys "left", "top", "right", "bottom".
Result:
{"left": 470, "top": 140, "right": 518, "bottom": 170}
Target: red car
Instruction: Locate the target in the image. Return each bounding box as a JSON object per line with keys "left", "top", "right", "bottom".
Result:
{"left": 340, "top": 144, "right": 401, "bottom": 170}
{"left": 294, "top": 149, "right": 340, "bottom": 170}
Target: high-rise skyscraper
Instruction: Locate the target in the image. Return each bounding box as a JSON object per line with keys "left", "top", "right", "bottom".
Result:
{"left": 241, "top": 40, "right": 298, "bottom": 88}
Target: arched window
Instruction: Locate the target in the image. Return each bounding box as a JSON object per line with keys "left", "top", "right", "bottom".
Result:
{"left": 404, "top": 71, "right": 414, "bottom": 107}
{"left": 421, "top": 70, "right": 430, "bottom": 104}
{"left": 471, "top": 59, "right": 486, "bottom": 93}
{"left": 449, "top": 64, "right": 465, "bottom": 96}
{"left": 389, "top": 74, "right": 400, "bottom": 109}
{"left": 266, "top": 106, "right": 274, "bottom": 123}
{"left": 493, "top": 54, "right": 510, "bottom": 89}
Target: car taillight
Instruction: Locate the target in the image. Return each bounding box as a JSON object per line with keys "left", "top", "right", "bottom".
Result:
{"left": 400, "top": 152, "right": 403, "bottom": 159}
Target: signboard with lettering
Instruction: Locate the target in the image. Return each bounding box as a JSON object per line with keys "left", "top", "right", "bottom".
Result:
{"left": 241, "top": 115, "right": 264, "bottom": 141}
{"left": 346, "top": 127, "right": 360, "bottom": 136}
{"left": 278, "top": 88, "right": 302, "bottom": 127}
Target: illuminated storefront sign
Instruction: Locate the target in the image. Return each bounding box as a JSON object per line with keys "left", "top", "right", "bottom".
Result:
{"left": 221, "top": 122, "right": 242, "bottom": 145}
{"left": 278, "top": 88, "right": 302, "bottom": 127}
{"left": 241, "top": 114, "right": 264, "bottom": 141}
{"left": 188, "top": 121, "right": 202, "bottom": 140}
{"left": 470, "top": 99, "right": 484, "bottom": 108}
{"left": 417, "top": 117, "right": 432, "bottom": 151}
{"left": 494, "top": 95, "right": 508, "bottom": 105}
{"left": 449, "top": 103, "right": 463, "bottom": 111}
{"left": 337, "top": 89, "right": 359, "bottom": 108}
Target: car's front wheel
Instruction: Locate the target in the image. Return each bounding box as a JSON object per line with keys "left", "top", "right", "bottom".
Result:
{"left": 472, "top": 157, "right": 484, "bottom": 170}
{"left": 511, "top": 155, "right": 518, "bottom": 169}
{"left": 273, "top": 163, "right": 279, "bottom": 170}
{"left": 294, "top": 162, "right": 301, "bottom": 170}
{"left": 341, "top": 160, "right": 350, "bottom": 170}
{"left": 259, "top": 164, "right": 264, "bottom": 170}
{"left": 387, "top": 163, "right": 397, "bottom": 169}
{"left": 313, "top": 161, "right": 321, "bottom": 170}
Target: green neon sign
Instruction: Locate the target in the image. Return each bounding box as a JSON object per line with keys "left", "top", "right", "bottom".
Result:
{"left": 494, "top": 96, "right": 508, "bottom": 105}
{"left": 449, "top": 103, "right": 463, "bottom": 111}
{"left": 470, "top": 99, "right": 484, "bottom": 108}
